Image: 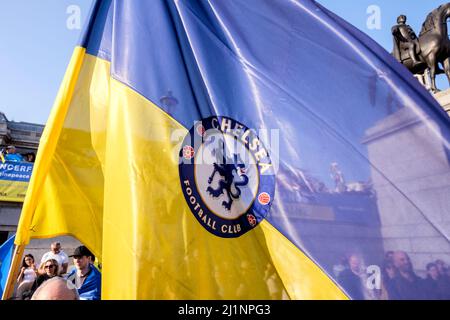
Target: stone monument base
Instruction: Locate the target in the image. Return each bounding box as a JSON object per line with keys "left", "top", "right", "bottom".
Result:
{"left": 433, "top": 88, "right": 450, "bottom": 116}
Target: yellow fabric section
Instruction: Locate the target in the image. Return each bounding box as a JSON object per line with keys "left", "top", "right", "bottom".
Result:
{"left": 15, "top": 47, "right": 92, "bottom": 246}
{"left": 15, "top": 48, "right": 107, "bottom": 256}
{"left": 16, "top": 51, "right": 346, "bottom": 299}
{"left": 259, "top": 221, "right": 348, "bottom": 299}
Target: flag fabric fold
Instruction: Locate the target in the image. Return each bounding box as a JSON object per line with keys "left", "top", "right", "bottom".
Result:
{"left": 14, "top": 0, "right": 450, "bottom": 300}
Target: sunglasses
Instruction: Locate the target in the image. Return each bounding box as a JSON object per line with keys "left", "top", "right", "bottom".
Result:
{"left": 44, "top": 265, "right": 56, "bottom": 269}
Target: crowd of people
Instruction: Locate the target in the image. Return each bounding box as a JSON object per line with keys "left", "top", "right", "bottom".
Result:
{"left": 12, "top": 242, "right": 450, "bottom": 300}
{"left": 1, "top": 145, "right": 35, "bottom": 162}
{"left": 14, "top": 242, "right": 101, "bottom": 300}
{"left": 336, "top": 251, "right": 450, "bottom": 300}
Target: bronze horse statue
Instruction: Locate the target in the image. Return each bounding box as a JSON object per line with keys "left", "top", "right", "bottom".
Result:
{"left": 392, "top": 3, "right": 450, "bottom": 93}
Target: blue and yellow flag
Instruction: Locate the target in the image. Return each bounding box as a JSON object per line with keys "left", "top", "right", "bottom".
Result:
{"left": 0, "top": 235, "right": 15, "bottom": 298}
{"left": 15, "top": 0, "right": 450, "bottom": 299}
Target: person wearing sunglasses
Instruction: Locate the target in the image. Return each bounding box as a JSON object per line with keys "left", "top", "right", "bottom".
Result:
{"left": 39, "top": 242, "right": 69, "bottom": 275}
{"left": 21, "top": 259, "right": 60, "bottom": 300}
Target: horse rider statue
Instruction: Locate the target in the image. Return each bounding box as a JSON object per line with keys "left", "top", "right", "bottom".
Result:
{"left": 391, "top": 4, "right": 450, "bottom": 93}
{"left": 392, "top": 15, "right": 422, "bottom": 66}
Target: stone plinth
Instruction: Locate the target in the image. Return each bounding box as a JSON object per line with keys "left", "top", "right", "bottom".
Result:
{"left": 363, "top": 105, "right": 450, "bottom": 275}
{"left": 434, "top": 89, "right": 450, "bottom": 116}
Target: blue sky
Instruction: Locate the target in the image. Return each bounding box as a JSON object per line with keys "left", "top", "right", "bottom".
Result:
{"left": 0, "top": 0, "right": 447, "bottom": 125}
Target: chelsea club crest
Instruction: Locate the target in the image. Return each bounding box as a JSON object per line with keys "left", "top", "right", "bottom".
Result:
{"left": 179, "top": 116, "right": 275, "bottom": 238}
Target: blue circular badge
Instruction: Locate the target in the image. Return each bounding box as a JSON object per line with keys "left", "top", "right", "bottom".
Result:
{"left": 179, "top": 116, "right": 275, "bottom": 238}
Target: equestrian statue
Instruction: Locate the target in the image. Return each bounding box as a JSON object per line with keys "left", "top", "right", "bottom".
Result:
{"left": 392, "top": 3, "right": 450, "bottom": 93}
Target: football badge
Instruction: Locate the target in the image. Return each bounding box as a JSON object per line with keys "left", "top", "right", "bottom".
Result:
{"left": 179, "top": 116, "right": 275, "bottom": 238}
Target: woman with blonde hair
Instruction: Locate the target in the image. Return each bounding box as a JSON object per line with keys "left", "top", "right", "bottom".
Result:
{"left": 21, "top": 258, "right": 60, "bottom": 300}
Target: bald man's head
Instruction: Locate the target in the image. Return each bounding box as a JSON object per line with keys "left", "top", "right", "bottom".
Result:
{"left": 31, "top": 277, "right": 79, "bottom": 300}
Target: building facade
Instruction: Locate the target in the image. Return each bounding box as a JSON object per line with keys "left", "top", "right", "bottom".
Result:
{"left": 0, "top": 112, "right": 81, "bottom": 273}
{"left": 0, "top": 112, "right": 43, "bottom": 244}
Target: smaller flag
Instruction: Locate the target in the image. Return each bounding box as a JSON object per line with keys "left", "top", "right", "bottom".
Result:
{"left": 0, "top": 235, "right": 15, "bottom": 298}
{"left": 0, "top": 149, "right": 5, "bottom": 164}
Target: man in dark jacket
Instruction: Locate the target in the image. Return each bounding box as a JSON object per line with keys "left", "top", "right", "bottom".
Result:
{"left": 390, "top": 251, "right": 426, "bottom": 300}
{"left": 337, "top": 254, "right": 365, "bottom": 300}
{"left": 66, "top": 245, "right": 101, "bottom": 300}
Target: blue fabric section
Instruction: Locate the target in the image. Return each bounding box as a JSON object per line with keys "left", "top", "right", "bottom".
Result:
{"left": 83, "top": 0, "right": 113, "bottom": 61}
{"left": 81, "top": 0, "right": 450, "bottom": 299}
{"left": 78, "top": 0, "right": 101, "bottom": 48}
{"left": 0, "top": 235, "right": 15, "bottom": 297}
